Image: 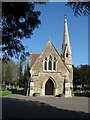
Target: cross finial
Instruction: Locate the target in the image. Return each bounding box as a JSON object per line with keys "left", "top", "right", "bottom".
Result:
{"left": 64, "top": 13, "right": 66, "bottom": 18}
{"left": 48, "top": 36, "right": 52, "bottom": 42}
{"left": 64, "top": 14, "right": 67, "bottom": 23}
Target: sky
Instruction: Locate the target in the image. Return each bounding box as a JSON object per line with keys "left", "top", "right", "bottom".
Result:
{"left": 22, "top": 2, "right": 88, "bottom": 67}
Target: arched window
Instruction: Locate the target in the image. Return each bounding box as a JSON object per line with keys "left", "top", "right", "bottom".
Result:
{"left": 48, "top": 55, "right": 52, "bottom": 70}
{"left": 53, "top": 57, "right": 56, "bottom": 70}
{"left": 48, "top": 60, "right": 52, "bottom": 70}
{"left": 66, "top": 53, "right": 68, "bottom": 57}
{"left": 53, "top": 61, "right": 56, "bottom": 70}
{"left": 44, "top": 57, "right": 47, "bottom": 70}
{"left": 49, "top": 55, "right": 52, "bottom": 60}
{"left": 43, "top": 56, "right": 57, "bottom": 71}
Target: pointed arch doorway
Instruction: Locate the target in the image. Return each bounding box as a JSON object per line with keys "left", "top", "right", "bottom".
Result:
{"left": 45, "top": 79, "right": 54, "bottom": 95}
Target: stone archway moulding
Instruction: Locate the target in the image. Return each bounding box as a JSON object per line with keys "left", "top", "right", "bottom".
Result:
{"left": 41, "top": 76, "right": 57, "bottom": 96}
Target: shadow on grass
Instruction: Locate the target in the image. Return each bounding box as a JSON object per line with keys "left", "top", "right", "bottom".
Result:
{"left": 2, "top": 97, "right": 89, "bottom": 119}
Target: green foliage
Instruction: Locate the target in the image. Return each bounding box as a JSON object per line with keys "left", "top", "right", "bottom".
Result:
{"left": 18, "top": 60, "right": 24, "bottom": 87}
{"left": 79, "top": 65, "right": 89, "bottom": 86}
{"left": 0, "top": 90, "right": 12, "bottom": 96}
{"left": 5, "top": 64, "right": 12, "bottom": 85}
{"left": 73, "top": 66, "right": 81, "bottom": 85}
{"left": 23, "top": 64, "right": 30, "bottom": 87}
{"left": 0, "top": 84, "right": 6, "bottom": 91}
{"left": 2, "top": 2, "right": 41, "bottom": 60}
{"left": 73, "top": 65, "right": 90, "bottom": 90}
{"left": 2, "top": 60, "right": 19, "bottom": 85}
{"left": 17, "top": 58, "right": 30, "bottom": 88}
{"left": 2, "top": 63, "right": 12, "bottom": 85}
{"left": 73, "top": 90, "right": 81, "bottom": 94}
{"left": 66, "top": 2, "right": 90, "bottom": 16}
{"left": 74, "top": 91, "right": 90, "bottom": 97}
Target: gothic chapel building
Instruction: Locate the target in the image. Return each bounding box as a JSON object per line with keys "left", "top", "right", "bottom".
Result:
{"left": 28, "top": 15, "right": 73, "bottom": 97}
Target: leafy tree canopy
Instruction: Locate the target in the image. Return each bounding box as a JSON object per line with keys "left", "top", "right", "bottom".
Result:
{"left": 2, "top": 2, "right": 42, "bottom": 61}
{"left": 73, "top": 64, "right": 90, "bottom": 90}
{"left": 2, "top": 60, "right": 19, "bottom": 85}
{"left": 66, "top": 1, "right": 90, "bottom": 16}
{"left": 2, "top": 1, "right": 90, "bottom": 62}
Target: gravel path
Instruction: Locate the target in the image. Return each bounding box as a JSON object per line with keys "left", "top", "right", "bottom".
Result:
{"left": 1, "top": 94, "right": 89, "bottom": 118}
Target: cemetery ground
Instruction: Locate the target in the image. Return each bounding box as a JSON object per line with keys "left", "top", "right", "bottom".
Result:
{"left": 1, "top": 93, "right": 89, "bottom": 119}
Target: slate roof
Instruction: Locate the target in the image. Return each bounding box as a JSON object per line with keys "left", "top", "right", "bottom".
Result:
{"left": 30, "top": 53, "right": 40, "bottom": 68}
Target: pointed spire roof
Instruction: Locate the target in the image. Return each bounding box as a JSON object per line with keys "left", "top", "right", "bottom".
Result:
{"left": 62, "top": 14, "right": 72, "bottom": 55}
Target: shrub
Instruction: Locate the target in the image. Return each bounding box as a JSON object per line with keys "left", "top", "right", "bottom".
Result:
{"left": 1, "top": 84, "right": 6, "bottom": 91}
{"left": 0, "top": 90, "right": 12, "bottom": 96}
{"left": 74, "top": 91, "right": 90, "bottom": 97}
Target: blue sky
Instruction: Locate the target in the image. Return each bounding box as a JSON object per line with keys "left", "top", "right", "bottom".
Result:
{"left": 22, "top": 2, "right": 88, "bottom": 66}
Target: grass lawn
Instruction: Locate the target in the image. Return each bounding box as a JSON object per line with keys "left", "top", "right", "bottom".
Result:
{"left": 0, "top": 90, "right": 12, "bottom": 96}
{"left": 73, "top": 90, "right": 90, "bottom": 97}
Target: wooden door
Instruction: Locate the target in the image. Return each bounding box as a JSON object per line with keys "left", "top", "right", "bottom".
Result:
{"left": 45, "top": 79, "right": 54, "bottom": 95}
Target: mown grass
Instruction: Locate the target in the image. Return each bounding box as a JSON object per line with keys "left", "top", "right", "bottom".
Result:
{"left": 73, "top": 90, "right": 90, "bottom": 97}
{"left": 0, "top": 90, "right": 12, "bottom": 96}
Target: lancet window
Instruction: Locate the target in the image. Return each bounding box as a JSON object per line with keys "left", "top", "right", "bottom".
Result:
{"left": 44, "top": 57, "right": 47, "bottom": 70}
{"left": 43, "top": 55, "right": 57, "bottom": 71}
{"left": 48, "top": 55, "right": 52, "bottom": 70}
{"left": 53, "top": 57, "right": 57, "bottom": 70}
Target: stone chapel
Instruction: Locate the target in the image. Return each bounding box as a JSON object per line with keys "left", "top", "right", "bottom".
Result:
{"left": 28, "top": 15, "right": 73, "bottom": 97}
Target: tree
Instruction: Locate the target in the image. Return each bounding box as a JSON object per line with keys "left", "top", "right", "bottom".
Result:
{"left": 2, "top": 60, "right": 19, "bottom": 85}
{"left": 66, "top": 1, "right": 90, "bottom": 16}
{"left": 73, "top": 65, "right": 81, "bottom": 86}
{"left": 18, "top": 59, "right": 23, "bottom": 87}
{"left": 23, "top": 64, "right": 30, "bottom": 86}
{"left": 23, "top": 65, "right": 27, "bottom": 87}
{"left": 73, "top": 65, "right": 90, "bottom": 90}
{"left": 2, "top": 2, "right": 41, "bottom": 60}
{"left": 79, "top": 65, "right": 90, "bottom": 89}
{"left": 4, "top": 64, "right": 12, "bottom": 85}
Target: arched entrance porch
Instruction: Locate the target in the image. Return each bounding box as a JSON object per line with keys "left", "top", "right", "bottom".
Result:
{"left": 45, "top": 79, "right": 54, "bottom": 95}
{"left": 41, "top": 77, "right": 57, "bottom": 96}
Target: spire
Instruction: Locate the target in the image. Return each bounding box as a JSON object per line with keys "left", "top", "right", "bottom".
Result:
{"left": 61, "top": 14, "right": 72, "bottom": 67}
{"left": 62, "top": 14, "right": 72, "bottom": 55}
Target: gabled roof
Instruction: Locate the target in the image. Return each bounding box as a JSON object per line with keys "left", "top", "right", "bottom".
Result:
{"left": 30, "top": 38, "right": 70, "bottom": 72}
{"left": 30, "top": 53, "right": 40, "bottom": 68}
{"left": 30, "top": 39, "right": 63, "bottom": 68}
{"left": 41, "top": 39, "right": 60, "bottom": 57}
